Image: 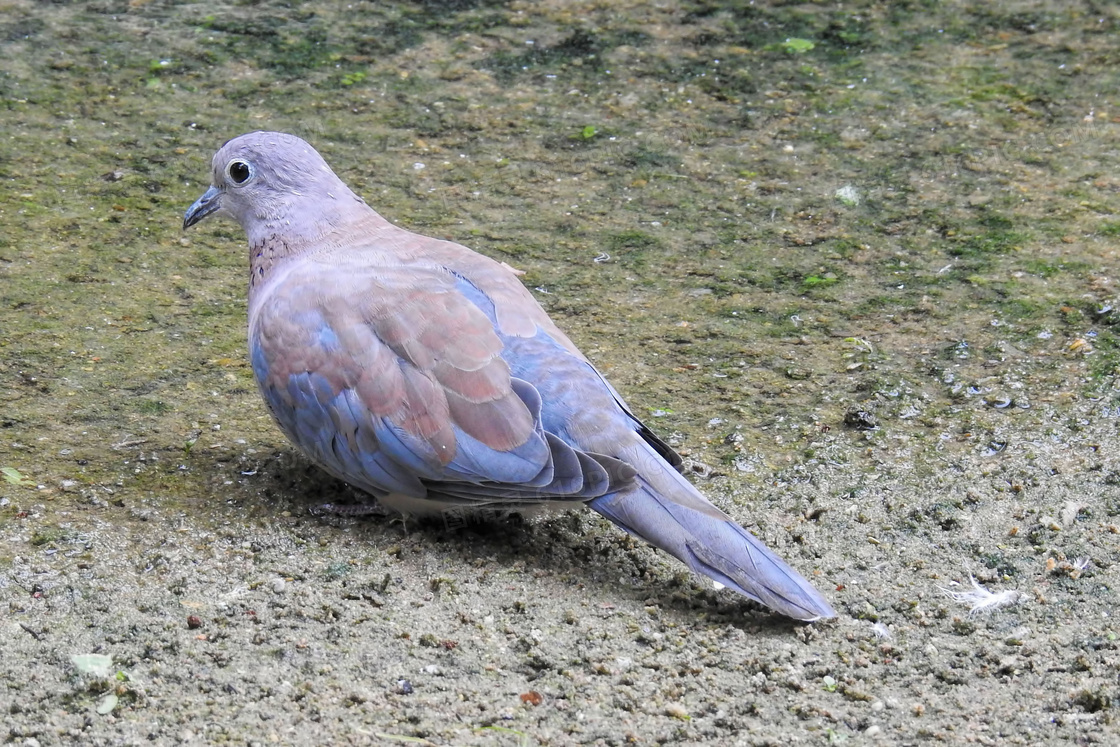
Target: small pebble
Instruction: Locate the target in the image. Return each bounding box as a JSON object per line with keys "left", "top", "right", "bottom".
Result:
{"left": 271, "top": 578, "right": 286, "bottom": 594}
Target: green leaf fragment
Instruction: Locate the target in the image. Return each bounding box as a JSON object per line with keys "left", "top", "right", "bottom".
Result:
{"left": 783, "top": 37, "right": 815, "bottom": 53}
{"left": 2, "top": 467, "right": 36, "bottom": 487}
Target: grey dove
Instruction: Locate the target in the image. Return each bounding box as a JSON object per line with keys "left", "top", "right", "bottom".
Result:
{"left": 184, "top": 131, "right": 836, "bottom": 622}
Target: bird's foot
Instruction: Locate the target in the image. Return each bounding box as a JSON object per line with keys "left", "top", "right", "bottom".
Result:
{"left": 311, "top": 501, "right": 392, "bottom": 518}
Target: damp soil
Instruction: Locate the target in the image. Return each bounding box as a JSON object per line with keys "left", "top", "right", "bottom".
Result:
{"left": 1, "top": 1, "right": 1118, "bottom": 744}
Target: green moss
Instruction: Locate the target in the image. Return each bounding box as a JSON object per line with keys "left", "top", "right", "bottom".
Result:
{"left": 1087, "top": 334, "right": 1120, "bottom": 384}
{"left": 30, "top": 527, "right": 73, "bottom": 547}
{"left": 602, "top": 230, "right": 662, "bottom": 270}
{"left": 997, "top": 297, "right": 1045, "bottom": 320}
{"left": 949, "top": 226, "right": 1030, "bottom": 258}
{"left": 137, "top": 399, "right": 171, "bottom": 415}
{"left": 478, "top": 29, "right": 647, "bottom": 83}
{"left": 192, "top": 250, "right": 223, "bottom": 268}
{"left": 802, "top": 274, "right": 840, "bottom": 290}
{"left": 1022, "top": 260, "right": 1063, "bottom": 278}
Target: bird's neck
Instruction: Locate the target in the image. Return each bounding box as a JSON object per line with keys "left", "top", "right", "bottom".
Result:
{"left": 247, "top": 231, "right": 301, "bottom": 294}
{"left": 246, "top": 207, "right": 397, "bottom": 296}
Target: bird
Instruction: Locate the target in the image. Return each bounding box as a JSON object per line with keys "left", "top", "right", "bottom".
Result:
{"left": 183, "top": 131, "right": 836, "bottom": 622}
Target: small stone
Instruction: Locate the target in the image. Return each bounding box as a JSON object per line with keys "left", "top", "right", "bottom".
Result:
{"left": 844, "top": 409, "right": 878, "bottom": 430}
{"left": 665, "top": 703, "right": 690, "bottom": 720}
{"left": 271, "top": 578, "right": 286, "bottom": 594}
{"left": 835, "top": 185, "right": 861, "bottom": 206}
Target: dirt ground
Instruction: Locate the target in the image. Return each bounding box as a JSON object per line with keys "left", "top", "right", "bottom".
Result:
{"left": 1, "top": 1, "right": 1117, "bottom": 744}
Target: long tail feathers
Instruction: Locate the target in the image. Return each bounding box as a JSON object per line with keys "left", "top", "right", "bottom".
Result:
{"left": 588, "top": 461, "right": 836, "bottom": 622}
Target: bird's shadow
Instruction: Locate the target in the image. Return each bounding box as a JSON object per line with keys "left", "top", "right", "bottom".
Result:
{"left": 227, "top": 449, "right": 814, "bottom": 634}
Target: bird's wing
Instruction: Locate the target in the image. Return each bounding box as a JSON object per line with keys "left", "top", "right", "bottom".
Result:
{"left": 249, "top": 257, "right": 633, "bottom": 505}
{"left": 405, "top": 232, "right": 685, "bottom": 470}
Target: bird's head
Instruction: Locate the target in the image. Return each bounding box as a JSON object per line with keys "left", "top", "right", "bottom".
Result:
{"left": 183, "top": 131, "right": 363, "bottom": 237}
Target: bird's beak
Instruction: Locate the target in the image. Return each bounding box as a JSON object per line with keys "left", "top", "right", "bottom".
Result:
{"left": 183, "top": 185, "right": 222, "bottom": 229}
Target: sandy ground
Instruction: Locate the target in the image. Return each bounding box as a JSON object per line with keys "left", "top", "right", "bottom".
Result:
{"left": 1, "top": 1, "right": 1118, "bottom": 744}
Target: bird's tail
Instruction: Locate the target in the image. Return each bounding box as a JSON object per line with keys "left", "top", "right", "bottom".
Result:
{"left": 587, "top": 446, "right": 836, "bottom": 622}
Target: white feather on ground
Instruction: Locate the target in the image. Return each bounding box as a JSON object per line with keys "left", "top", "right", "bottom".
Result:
{"left": 939, "top": 575, "right": 1024, "bottom": 616}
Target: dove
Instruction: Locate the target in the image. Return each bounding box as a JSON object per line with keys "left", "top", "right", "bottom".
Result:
{"left": 184, "top": 131, "right": 836, "bottom": 621}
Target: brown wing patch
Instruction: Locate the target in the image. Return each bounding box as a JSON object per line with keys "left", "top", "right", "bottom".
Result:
{"left": 398, "top": 366, "right": 457, "bottom": 462}
{"left": 354, "top": 266, "right": 535, "bottom": 457}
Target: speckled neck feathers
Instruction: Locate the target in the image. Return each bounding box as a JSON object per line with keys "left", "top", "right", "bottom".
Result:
{"left": 247, "top": 209, "right": 393, "bottom": 295}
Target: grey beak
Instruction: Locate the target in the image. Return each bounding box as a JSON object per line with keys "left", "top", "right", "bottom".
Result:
{"left": 183, "top": 185, "right": 222, "bottom": 229}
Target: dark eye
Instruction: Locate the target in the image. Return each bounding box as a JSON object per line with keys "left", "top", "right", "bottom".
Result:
{"left": 227, "top": 160, "right": 252, "bottom": 184}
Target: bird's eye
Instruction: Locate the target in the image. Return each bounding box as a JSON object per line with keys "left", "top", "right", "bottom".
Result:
{"left": 227, "top": 160, "right": 252, "bottom": 185}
